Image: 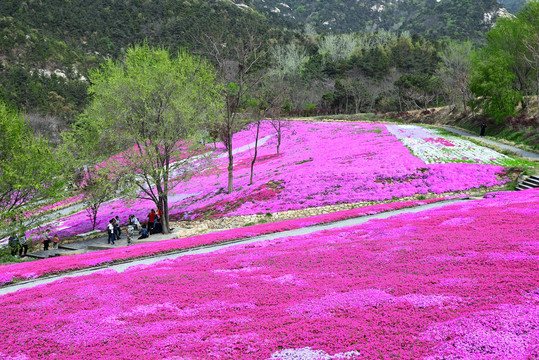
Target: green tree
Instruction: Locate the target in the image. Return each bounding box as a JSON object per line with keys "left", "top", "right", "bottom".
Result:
{"left": 470, "top": 52, "right": 523, "bottom": 122}
{"left": 520, "top": 1, "right": 539, "bottom": 113}
{"left": 395, "top": 74, "right": 442, "bottom": 110}
{"left": 81, "top": 168, "right": 117, "bottom": 231}
{"left": 470, "top": 0, "right": 539, "bottom": 121}
{"left": 81, "top": 45, "right": 222, "bottom": 234}
{"left": 0, "top": 101, "right": 64, "bottom": 232}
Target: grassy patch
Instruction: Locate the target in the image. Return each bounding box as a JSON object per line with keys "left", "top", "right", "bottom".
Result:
{"left": 498, "top": 158, "right": 539, "bottom": 175}
{"left": 0, "top": 248, "right": 36, "bottom": 265}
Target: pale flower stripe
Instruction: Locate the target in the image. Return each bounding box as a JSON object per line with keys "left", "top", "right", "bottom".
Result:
{"left": 386, "top": 124, "right": 508, "bottom": 164}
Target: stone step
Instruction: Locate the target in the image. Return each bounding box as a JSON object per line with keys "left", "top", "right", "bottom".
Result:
{"left": 25, "top": 253, "right": 48, "bottom": 259}
{"left": 87, "top": 244, "right": 117, "bottom": 250}
{"left": 522, "top": 178, "right": 539, "bottom": 187}
{"left": 58, "top": 244, "right": 79, "bottom": 251}
{"left": 516, "top": 184, "right": 536, "bottom": 191}
{"left": 516, "top": 174, "right": 539, "bottom": 191}
{"left": 26, "top": 249, "right": 68, "bottom": 259}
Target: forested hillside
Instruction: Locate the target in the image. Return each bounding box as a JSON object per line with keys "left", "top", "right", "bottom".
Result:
{"left": 0, "top": 0, "right": 537, "bottom": 142}
{"left": 244, "top": 0, "right": 504, "bottom": 40}
{"left": 0, "top": 0, "right": 292, "bottom": 125}
{"left": 498, "top": 0, "right": 530, "bottom": 12}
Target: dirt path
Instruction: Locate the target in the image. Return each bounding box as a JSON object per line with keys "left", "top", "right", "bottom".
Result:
{"left": 0, "top": 198, "right": 466, "bottom": 296}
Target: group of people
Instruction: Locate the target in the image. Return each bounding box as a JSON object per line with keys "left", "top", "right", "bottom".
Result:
{"left": 42, "top": 229, "right": 60, "bottom": 250}
{"left": 7, "top": 228, "right": 61, "bottom": 257}
{"left": 7, "top": 232, "right": 29, "bottom": 257}
{"left": 106, "top": 216, "right": 123, "bottom": 245}
{"left": 105, "top": 210, "right": 163, "bottom": 245}
{"left": 147, "top": 208, "right": 163, "bottom": 234}
{"left": 7, "top": 208, "right": 168, "bottom": 257}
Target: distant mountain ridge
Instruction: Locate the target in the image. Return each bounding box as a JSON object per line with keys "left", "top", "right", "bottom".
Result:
{"left": 241, "top": 0, "right": 507, "bottom": 40}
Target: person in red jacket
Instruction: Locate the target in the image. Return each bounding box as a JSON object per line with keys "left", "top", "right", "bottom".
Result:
{"left": 147, "top": 209, "right": 156, "bottom": 231}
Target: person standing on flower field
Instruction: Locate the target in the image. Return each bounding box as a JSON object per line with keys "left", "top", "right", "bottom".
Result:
{"left": 42, "top": 229, "right": 52, "bottom": 251}
{"left": 18, "top": 232, "right": 28, "bottom": 257}
{"left": 147, "top": 209, "right": 156, "bottom": 232}
{"left": 52, "top": 234, "right": 60, "bottom": 249}
{"left": 480, "top": 123, "right": 487, "bottom": 137}
{"left": 107, "top": 219, "right": 116, "bottom": 245}
{"left": 155, "top": 208, "right": 162, "bottom": 230}
{"left": 8, "top": 233, "right": 19, "bottom": 256}
{"left": 114, "top": 215, "right": 122, "bottom": 240}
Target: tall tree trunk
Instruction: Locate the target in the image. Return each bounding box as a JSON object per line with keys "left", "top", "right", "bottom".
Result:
{"left": 92, "top": 205, "right": 98, "bottom": 230}
{"left": 161, "top": 195, "right": 170, "bottom": 234}
{"left": 249, "top": 121, "right": 261, "bottom": 186}
{"left": 227, "top": 129, "right": 234, "bottom": 194}
{"left": 276, "top": 130, "right": 281, "bottom": 156}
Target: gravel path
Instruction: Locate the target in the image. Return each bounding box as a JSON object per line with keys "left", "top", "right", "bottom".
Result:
{"left": 441, "top": 126, "right": 539, "bottom": 160}
{"left": 0, "top": 198, "right": 466, "bottom": 296}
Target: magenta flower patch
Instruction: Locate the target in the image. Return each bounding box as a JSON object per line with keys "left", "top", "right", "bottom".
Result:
{"left": 33, "top": 121, "right": 508, "bottom": 241}
{"left": 0, "top": 198, "right": 451, "bottom": 285}
{"left": 0, "top": 189, "right": 537, "bottom": 359}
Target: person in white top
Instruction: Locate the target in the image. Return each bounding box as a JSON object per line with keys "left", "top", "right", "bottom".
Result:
{"left": 107, "top": 219, "right": 115, "bottom": 245}
{"left": 129, "top": 214, "right": 141, "bottom": 230}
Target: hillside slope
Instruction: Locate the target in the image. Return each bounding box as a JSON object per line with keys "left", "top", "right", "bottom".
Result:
{"left": 244, "top": 0, "right": 505, "bottom": 40}
{"left": 31, "top": 120, "right": 511, "bottom": 240}
{"left": 0, "top": 0, "right": 290, "bottom": 121}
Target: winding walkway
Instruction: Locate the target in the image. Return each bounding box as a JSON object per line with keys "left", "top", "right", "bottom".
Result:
{"left": 441, "top": 126, "right": 539, "bottom": 160}
{"left": 0, "top": 198, "right": 467, "bottom": 296}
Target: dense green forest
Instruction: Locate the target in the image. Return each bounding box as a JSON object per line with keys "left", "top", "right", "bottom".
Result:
{"left": 498, "top": 0, "right": 531, "bottom": 12}
{"left": 0, "top": 0, "right": 293, "bottom": 124}
{"left": 246, "top": 0, "right": 503, "bottom": 40}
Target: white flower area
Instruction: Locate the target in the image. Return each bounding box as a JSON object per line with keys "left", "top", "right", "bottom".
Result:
{"left": 268, "top": 347, "right": 361, "bottom": 360}
{"left": 386, "top": 125, "right": 509, "bottom": 165}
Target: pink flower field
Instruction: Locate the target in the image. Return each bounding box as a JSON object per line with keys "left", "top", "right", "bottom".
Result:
{"left": 0, "top": 197, "right": 452, "bottom": 285}
{"left": 41, "top": 121, "right": 508, "bottom": 240}
{"left": 1, "top": 189, "right": 537, "bottom": 359}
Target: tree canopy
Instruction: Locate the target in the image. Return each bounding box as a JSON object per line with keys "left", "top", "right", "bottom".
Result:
{"left": 470, "top": 0, "right": 539, "bottom": 122}
{"left": 0, "top": 101, "right": 64, "bottom": 232}
{"left": 79, "top": 45, "right": 223, "bottom": 233}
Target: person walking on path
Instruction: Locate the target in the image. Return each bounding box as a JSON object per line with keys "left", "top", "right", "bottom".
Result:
{"left": 114, "top": 216, "right": 122, "bottom": 240}
{"left": 126, "top": 225, "right": 135, "bottom": 245}
{"left": 147, "top": 210, "right": 156, "bottom": 232}
{"left": 52, "top": 234, "right": 60, "bottom": 249}
{"left": 42, "top": 229, "right": 52, "bottom": 251}
{"left": 480, "top": 123, "right": 487, "bottom": 137}
{"left": 18, "top": 233, "right": 28, "bottom": 257}
{"left": 8, "top": 234, "right": 19, "bottom": 256}
{"left": 107, "top": 219, "right": 116, "bottom": 245}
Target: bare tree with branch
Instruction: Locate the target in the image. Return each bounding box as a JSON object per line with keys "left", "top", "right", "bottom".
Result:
{"left": 195, "top": 25, "right": 269, "bottom": 193}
